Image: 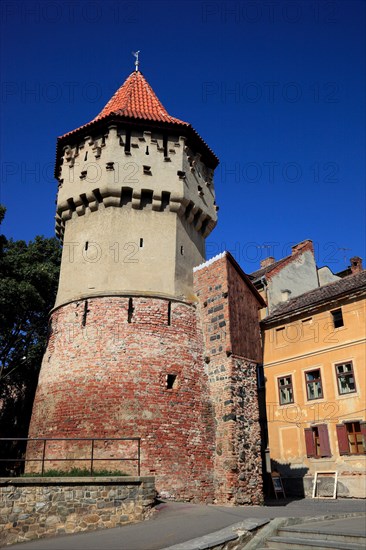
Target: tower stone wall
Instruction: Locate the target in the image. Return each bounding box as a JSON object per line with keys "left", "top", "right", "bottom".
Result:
{"left": 194, "top": 253, "right": 264, "bottom": 504}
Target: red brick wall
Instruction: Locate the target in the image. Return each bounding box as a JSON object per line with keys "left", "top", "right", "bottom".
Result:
{"left": 194, "top": 254, "right": 263, "bottom": 504}
{"left": 226, "top": 259, "right": 263, "bottom": 362}
{"left": 27, "top": 297, "right": 215, "bottom": 503}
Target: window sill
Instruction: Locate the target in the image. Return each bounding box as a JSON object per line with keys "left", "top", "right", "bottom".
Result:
{"left": 336, "top": 391, "right": 359, "bottom": 400}
{"left": 342, "top": 454, "right": 366, "bottom": 459}
{"left": 306, "top": 396, "right": 326, "bottom": 403}
{"left": 308, "top": 457, "right": 333, "bottom": 462}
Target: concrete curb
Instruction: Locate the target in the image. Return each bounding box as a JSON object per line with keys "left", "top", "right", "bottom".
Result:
{"left": 243, "top": 517, "right": 288, "bottom": 550}
{"left": 160, "top": 519, "right": 270, "bottom": 550}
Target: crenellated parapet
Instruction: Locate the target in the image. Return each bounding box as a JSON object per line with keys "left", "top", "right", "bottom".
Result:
{"left": 55, "top": 125, "right": 217, "bottom": 241}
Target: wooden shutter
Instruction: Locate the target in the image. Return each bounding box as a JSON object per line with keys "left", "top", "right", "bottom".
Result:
{"left": 318, "top": 424, "right": 331, "bottom": 457}
{"left": 360, "top": 422, "right": 366, "bottom": 453}
{"left": 336, "top": 424, "right": 349, "bottom": 455}
{"left": 304, "top": 428, "right": 316, "bottom": 457}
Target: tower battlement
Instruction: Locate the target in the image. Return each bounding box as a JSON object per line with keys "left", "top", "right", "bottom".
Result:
{"left": 56, "top": 126, "right": 217, "bottom": 241}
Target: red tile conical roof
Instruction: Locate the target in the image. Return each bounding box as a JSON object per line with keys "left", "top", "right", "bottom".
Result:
{"left": 56, "top": 70, "right": 219, "bottom": 173}
{"left": 94, "top": 70, "right": 189, "bottom": 125}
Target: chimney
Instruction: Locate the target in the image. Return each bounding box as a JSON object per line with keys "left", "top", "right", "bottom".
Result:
{"left": 350, "top": 256, "right": 363, "bottom": 275}
{"left": 260, "top": 256, "right": 276, "bottom": 269}
{"left": 291, "top": 239, "right": 313, "bottom": 256}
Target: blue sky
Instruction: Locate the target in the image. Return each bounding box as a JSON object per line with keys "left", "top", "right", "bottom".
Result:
{"left": 0, "top": 0, "right": 365, "bottom": 274}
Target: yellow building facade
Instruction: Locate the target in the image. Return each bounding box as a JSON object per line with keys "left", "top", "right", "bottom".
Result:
{"left": 261, "top": 271, "right": 366, "bottom": 498}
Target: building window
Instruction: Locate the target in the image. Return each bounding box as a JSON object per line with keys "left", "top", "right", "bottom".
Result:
{"left": 278, "top": 375, "right": 294, "bottom": 405}
{"left": 331, "top": 308, "right": 344, "bottom": 328}
{"left": 305, "top": 369, "right": 323, "bottom": 400}
{"left": 304, "top": 424, "right": 331, "bottom": 458}
{"left": 336, "top": 422, "right": 366, "bottom": 455}
{"left": 335, "top": 362, "right": 356, "bottom": 395}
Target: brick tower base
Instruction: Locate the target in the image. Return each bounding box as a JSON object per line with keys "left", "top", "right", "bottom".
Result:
{"left": 27, "top": 296, "right": 215, "bottom": 503}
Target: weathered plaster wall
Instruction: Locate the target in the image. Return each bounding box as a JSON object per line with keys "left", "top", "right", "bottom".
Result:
{"left": 55, "top": 127, "right": 217, "bottom": 307}
{"left": 267, "top": 249, "right": 318, "bottom": 310}
{"left": 0, "top": 477, "right": 155, "bottom": 547}
{"left": 317, "top": 266, "right": 341, "bottom": 286}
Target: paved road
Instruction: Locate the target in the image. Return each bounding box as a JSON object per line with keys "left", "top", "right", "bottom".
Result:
{"left": 6, "top": 499, "right": 366, "bottom": 550}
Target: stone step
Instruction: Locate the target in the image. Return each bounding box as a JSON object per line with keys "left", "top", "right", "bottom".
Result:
{"left": 266, "top": 535, "right": 365, "bottom": 550}
{"left": 278, "top": 526, "right": 366, "bottom": 545}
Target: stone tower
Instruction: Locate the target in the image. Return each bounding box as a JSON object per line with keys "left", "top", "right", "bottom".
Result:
{"left": 27, "top": 68, "right": 219, "bottom": 501}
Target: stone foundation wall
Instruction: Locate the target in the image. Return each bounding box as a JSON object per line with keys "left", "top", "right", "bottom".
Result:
{"left": 0, "top": 476, "right": 155, "bottom": 547}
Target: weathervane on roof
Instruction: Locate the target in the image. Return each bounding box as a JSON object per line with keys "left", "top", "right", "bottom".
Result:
{"left": 132, "top": 50, "right": 140, "bottom": 72}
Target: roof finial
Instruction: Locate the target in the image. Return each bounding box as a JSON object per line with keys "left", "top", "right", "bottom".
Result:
{"left": 132, "top": 50, "right": 140, "bottom": 72}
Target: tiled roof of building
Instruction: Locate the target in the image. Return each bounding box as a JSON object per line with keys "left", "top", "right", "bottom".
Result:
{"left": 93, "top": 71, "right": 189, "bottom": 125}
{"left": 262, "top": 270, "right": 366, "bottom": 324}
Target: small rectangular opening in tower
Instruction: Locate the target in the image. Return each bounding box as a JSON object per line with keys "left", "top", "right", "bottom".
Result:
{"left": 193, "top": 209, "right": 202, "bottom": 227}
{"left": 161, "top": 191, "right": 170, "bottom": 211}
{"left": 125, "top": 130, "right": 131, "bottom": 153}
{"left": 141, "top": 190, "right": 153, "bottom": 208}
{"left": 127, "top": 297, "right": 134, "bottom": 323}
{"left": 163, "top": 134, "right": 168, "bottom": 158}
{"left": 93, "top": 188, "right": 103, "bottom": 204}
{"left": 201, "top": 219, "right": 209, "bottom": 235}
{"left": 67, "top": 198, "right": 76, "bottom": 212}
{"left": 166, "top": 374, "right": 177, "bottom": 390}
{"left": 167, "top": 301, "right": 171, "bottom": 326}
{"left": 140, "top": 238, "right": 144, "bottom": 248}
{"left": 85, "top": 241, "right": 89, "bottom": 251}
{"left": 180, "top": 245, "right": 184, "bottom": 255}
{"left": 82, "top": 300, "right": 89, "bottom": 327}
{"left": 121, "top": 187, "right": 133, "bottom": 206}
{"left": 80, "top": 194, "right": 88, "bottom": 207}
{"left": 184, "top": 201, "right": 193, "bottom": 219}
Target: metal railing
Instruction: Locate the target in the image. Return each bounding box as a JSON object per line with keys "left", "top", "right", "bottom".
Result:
{"left": 0, "top": 437, "right": 141, "bottom": 477}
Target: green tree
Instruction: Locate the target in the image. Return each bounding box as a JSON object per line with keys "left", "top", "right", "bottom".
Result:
{"left": 0, "top": 207, "right": 61, "bottom": 474}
